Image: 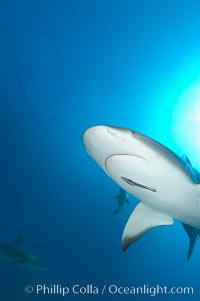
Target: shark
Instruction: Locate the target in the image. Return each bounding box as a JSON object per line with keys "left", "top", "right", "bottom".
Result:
{"left": 82, "top": 125, "right": 200, "bottom": 259}
{"left": 0, "top": 235, "right": 47, "bottom": 271}
{"left": 113, "top": 188, "right": 129, "bottom": 215}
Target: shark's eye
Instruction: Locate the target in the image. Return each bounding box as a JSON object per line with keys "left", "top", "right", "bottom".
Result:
{"left": 129, "top": 130, "right": 135, "bottom": 136}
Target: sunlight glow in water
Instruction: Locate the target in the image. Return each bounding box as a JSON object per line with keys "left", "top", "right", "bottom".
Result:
{"left": 172, "top": 77, "right": 200, "bottom": 167}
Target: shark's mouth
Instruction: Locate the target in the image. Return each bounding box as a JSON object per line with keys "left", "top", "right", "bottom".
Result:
{"left": 104, "top": 153, "right": 147, "bottom": 174}
{"left": 105, "top": 153, "right": 156, "bottom": 193}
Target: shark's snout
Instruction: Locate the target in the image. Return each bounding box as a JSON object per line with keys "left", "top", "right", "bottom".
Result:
{"left": 82, "top": 126, "right": 101, "bottom": 151}
{"left": 82, "top": 125, "right": 115, "bottom": 148}
{"left": 82, "top": 125, "right": 128, "bottom": 151}
{"left": 82, "top": 126, "right": 114, "bottom": 171}
{"left": 82, "top": 125, "right": 140, "bottom": 172}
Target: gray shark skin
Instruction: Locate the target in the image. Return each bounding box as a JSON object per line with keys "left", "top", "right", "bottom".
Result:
{"left": 113, "top": 187, "right": 129, "bottom": 215}
{"left": 82, "top": 125, "right": 200, "bottom": 259}
{"left": 0, "top": 235, "right": 47, "bottom": 271}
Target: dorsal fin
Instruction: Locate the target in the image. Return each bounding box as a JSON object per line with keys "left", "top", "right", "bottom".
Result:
{"left": 182, "top": 223, "right": 200, "bottom": 260}
{"left": 13, "top": 235, "right": 23, "bottom": 246}
{"left": 181, "top": 155, "right": 200, "bottom": 184}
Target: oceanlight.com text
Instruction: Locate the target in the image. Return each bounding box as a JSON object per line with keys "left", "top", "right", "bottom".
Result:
{"left": 25, "top": 283, "right": 194, "bottom": 297}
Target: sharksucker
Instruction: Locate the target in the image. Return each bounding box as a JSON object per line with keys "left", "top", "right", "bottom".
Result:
{"left": 121, "top": 176, "right": 157, "bottom": 192}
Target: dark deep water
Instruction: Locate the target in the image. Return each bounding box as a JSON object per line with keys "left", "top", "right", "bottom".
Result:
{"left": 1, "top": 0, "right": 200, "bottom": 300}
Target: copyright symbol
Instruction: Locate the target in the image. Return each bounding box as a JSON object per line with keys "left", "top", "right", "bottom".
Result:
{"left": 25, "top": 285, "right": 34, "bottom": 294}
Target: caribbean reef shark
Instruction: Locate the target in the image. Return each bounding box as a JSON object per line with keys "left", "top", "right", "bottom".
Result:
{"left": 0, "top": 235, "right": 47, "bottom": 271}
{"left": 113, "top": 188, "right": 129, "bottom": 215}
{"left": 82, "top": 125, "right": 200, "bottom": 260}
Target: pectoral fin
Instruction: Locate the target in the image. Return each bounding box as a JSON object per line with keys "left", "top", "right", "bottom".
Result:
{"left": 182, "top": 223, "right": 200, "bottom": 260}
{"left": 122, "top": 202, "right": 173, "bottom": 251}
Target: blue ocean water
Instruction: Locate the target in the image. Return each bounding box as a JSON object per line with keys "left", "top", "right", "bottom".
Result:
{"left": 1, "top": 0, "right": 200, "bottom": 300}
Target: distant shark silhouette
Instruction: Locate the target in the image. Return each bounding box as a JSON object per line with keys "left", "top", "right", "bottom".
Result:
{"left": 113, "top": 188, "right": 129, "bottom": 215}
{"left": 82, "top": 125, "right": 200, "bottom": 260}
{"left": 0, "top": 235, "right": 47, "bottom": 271}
